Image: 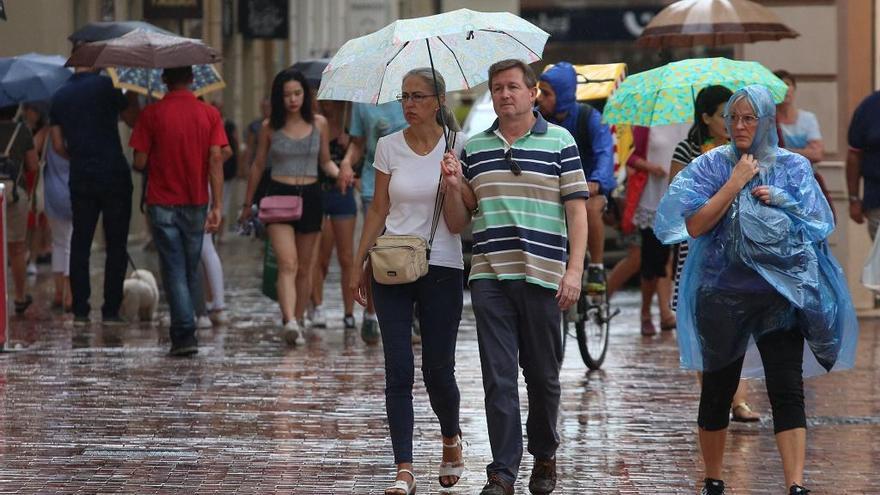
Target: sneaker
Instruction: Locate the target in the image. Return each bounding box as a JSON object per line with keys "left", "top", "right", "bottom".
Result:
{"left": 789, "top": 484, "right": 811, "bottom": 494}
{"left": 159, "top": 315, "right": 170, "bottom": 327}
{"left": 480, "top": 473, "right": 514, "bottom": 495}
{"left": 343, "top": 314, "right": 356, "bottom": 329}
{"left": 196, "top": 315, "right": 213, "bottom": 329}
{"left": 585, "top": 265, "right": 606, "bottom": 294}
{"left": 73, "top": 315, "right": 91, "bottom": 327}
{"left": 282, "top": 320, "right": 305, "bottom": 347}
{"left": 26, "top": 262, "right": 37, "bottom": 276}
{"left": 208, "top": 309, "right": 229, "bottom": 326}
{"left": 102, "top": 315, "right": 128, "bottom": 327}
{"left": 701, "top": 478, "right": 725, "bottom": 495}
{"left": 411, "top": 320, "right": 421, "bottom": 345}
{"left": 169, "top": 343, "right": 198, "bottom": 357}
{"left": 361, "top": 317, "right": 380, "bottom": 345}
{"left": 310, "top": 306, "right": 327, "bottom": 328}
{"left": 529, "top": 457, "right": 557, "bottom": 494}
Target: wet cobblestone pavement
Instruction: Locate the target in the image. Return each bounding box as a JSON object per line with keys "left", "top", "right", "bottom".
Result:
{"left": 1, "top": 237, "right": 879, "bottom": 494}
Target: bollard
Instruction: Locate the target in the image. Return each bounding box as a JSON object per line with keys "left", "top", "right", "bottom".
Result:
{"left": 0, "top": 183, "right": 6, "bottom": 351}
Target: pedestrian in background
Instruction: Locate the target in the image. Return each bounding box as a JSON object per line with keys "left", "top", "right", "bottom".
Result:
{"left": 655, "top": 85, "right": 858, "bottom": 495}
{"left": 351, "top": 67, "right": 465, "bottom": 495}
{"left": 845, "top": 86, "right": 880, "bottom": 238}
{"left": 130, "top": 66, "right": 227, "bottom": 356}
{"left": 337, "top": 100, "right": 408, "bottom": 344}
{"left": 240, "top": 68, "right": 340, "bottom": 345}
{"left": 443, "top": 59, "right": 588, "bottom": 495}
{"left": 537, "top": 61, "right": 616, "bottom": 294}
{"left": 0, "top": 104, "right": 38, "bottom": 314}
{"left": 310, "top": 99, "right": 357, "bottom": 330}
{"left": 49, "top": 52, "right": 139, "bottom": 326}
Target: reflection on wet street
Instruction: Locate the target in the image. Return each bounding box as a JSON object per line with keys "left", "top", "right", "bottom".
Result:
{"left": 1, "top": 237, "right": 878, "bottom": 493}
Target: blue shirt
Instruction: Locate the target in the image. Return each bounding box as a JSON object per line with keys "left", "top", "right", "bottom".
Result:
{"left": 50, "top": 72, "right": 131, "bottom": 192}
{"left": 348, "top": 102, "right": 407, "bottom": 200}
{"left": 848, "top": 91, "right": 880, "bottom": 209}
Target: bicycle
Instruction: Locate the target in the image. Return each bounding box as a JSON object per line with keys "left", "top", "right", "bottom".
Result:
{"left": 561, "top": 270, "right": 620, "bottom": 370}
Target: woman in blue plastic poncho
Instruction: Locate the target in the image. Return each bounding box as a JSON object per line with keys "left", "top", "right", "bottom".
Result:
{"left": 654, "top": 85, "right": 858, "bottom": 495}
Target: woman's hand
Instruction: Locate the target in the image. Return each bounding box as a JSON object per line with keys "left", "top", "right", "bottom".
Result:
{"left": 731, "top": 153, "right": 759, "bottom": 188}
{"left": 351, "top": 258, "right": 371, "bottom": 307}
{"left": 751, "top": 185, "right": 772, "bottom": 205}
{"left": 441, "top": 151, "right": 462, "bottom": 191}
{"left": 648, "top": 163, "right": 667, "bottom": 178}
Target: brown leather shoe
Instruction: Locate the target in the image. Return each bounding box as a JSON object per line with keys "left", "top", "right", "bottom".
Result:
{"left": 480, "top": 473, "right": 514, "bottom": 495}
{"left": 529, "top": 457, "right": 557, "bottom": 494}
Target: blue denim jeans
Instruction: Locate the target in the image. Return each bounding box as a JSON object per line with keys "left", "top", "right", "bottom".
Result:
{"left": 148, "top": 205, "right": 207, "bottom": 347}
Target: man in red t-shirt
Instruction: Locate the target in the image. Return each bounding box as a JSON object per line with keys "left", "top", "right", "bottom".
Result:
{"left": 130, "top": 66, "right": 227, "bottom": 356}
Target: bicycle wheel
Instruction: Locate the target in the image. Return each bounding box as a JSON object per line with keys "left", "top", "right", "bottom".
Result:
{"left": 575, "top": 296, "right": 610, "bottom": 370}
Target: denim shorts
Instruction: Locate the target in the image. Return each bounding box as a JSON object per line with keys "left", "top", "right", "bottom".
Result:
{"left": 321, "top": 184, "right": 356, "bottom": 220}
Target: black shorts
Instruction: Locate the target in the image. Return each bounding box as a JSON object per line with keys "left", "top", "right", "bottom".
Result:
{"left": 640, "top": 227, "right": 670, "bottom": 280}
{"left": 265, "top": 180, "right": 323, "bottom": 234}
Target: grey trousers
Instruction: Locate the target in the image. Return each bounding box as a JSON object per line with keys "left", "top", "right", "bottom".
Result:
{"left": 470, "top": 279, "right": 563, "bottom": 484}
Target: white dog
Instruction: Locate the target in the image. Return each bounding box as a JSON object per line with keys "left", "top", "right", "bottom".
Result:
{"left": 121, "top": 269, "right": 159, "bottom": 323}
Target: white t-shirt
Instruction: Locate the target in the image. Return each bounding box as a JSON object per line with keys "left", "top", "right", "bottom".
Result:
{"left": 373, "top": 130, "right": 465, "bottom": 270}
{"left": 780, "top": 109, "right": 822, "bottom": 150}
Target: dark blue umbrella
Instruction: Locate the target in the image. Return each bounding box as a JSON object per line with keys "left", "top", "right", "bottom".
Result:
{"left": 291, "top": 58, "right": 330, "bottom": 89}
{"left": 0, "top": 53, "right": 72, "bottom": 107}
{"left": 68, "top": 20, "right": 174, "bottom": 43}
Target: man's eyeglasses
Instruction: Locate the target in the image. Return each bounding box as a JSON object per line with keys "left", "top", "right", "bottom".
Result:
{"left": 396, "top": 92, "right": 436, "bottom": 104}
{"left": 723, "top": 114, "right": 760, "bottom": 127}
{"left": 505, "top": 148, "right": 522, "bottom": 176}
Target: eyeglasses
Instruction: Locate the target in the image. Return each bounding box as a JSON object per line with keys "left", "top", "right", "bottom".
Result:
{"left": 396, "top": 92, "right": 437, "bottom": 104}
{"left": 505, "top": 148, "right": 522, "bottom": 176}
{"left": 723, "top": 114, "right": 760, "bottom": 127}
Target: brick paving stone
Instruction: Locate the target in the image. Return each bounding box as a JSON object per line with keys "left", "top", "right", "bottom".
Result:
{"left": 0, "top": 237, "right": 877, "bottom": 493}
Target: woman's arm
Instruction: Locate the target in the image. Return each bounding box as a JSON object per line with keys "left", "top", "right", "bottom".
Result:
{"left": 441, "top": 151, "right": 472, "bottom": 234}
{"left": 685, "top": 153, "right": 758, "bottom": 237}
{"left": 351, "top": 170, "right": 392, "bottom": 305}
{"left": 315, "top": 115, "right": 340, "bottom": 179}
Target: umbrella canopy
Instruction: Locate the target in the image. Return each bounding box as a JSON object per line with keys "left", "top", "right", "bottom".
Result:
{"left": 105, "top": 65, "right": 225, "bottom": 99}
{"left": 637, "top": 0, "right": 799, "bottom": 48}
{"left": 602, "top": 57, "right": 787, "bottom": 127}
{"left": 69, "top": 20, "right": 175, "bottom": 43}
{"left": 291, "top": 58, "right": 330, "bottom": 90}
{"left": 65, "top": 29, "right": 222, "bottom": 69}
{"left": 0, "top": 53, "right": 72, "bottom": 107}
{"left": 317, "top": 8, "right": 548, "bottom": 104}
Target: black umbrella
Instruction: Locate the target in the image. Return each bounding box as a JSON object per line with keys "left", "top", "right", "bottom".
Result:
{"left": 291, "top": 58, "right": 330, "bottom": 90}
{"left": 69, "top": 20, "right": 175, "bottom": 43}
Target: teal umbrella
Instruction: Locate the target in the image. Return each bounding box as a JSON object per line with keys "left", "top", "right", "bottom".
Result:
{"left": 602, "top": 57, "right": 787, "bottom": 127}
{"left": 317, "top": 8, "right": 548, "bottom": 105}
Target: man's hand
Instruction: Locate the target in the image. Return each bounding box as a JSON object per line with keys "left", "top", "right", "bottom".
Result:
{"left": 441, "top": 151, "right": 462, "bottom": 191}
{"left": 555, "top": 268, "right": 582, "bottom": 310}
{"left": 587, "top": 181, "right": 600, "bottom": 196}
{"left": 337, "top": 162, "right": 355, "bottom": 193}
{"left": 648, "top": 163, "right": 667, "bottom": 178}
{"left": 205, "top": 207, "right": 222, "bottom": 233}
{"left": 850, "top": 199, "right": 865, "bottom": 224}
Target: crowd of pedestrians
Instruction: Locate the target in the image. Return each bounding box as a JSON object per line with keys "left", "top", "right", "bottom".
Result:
{"left": 0, "top": 31, "right": 866, "bottom": 493}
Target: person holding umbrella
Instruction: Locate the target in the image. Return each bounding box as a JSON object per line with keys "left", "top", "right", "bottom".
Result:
{"left": 49, "top": 45, "right": 140, "bottom": 326}
{"left": 654, "top": 85, "right": 858, "bottom": 495}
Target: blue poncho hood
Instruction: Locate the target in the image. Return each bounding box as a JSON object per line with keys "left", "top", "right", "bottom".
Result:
{"left": 539, "top": 62, "right": 579, "bottom": 134}
{"left": 653, "top": 84, "right": 858, "bottom": 377}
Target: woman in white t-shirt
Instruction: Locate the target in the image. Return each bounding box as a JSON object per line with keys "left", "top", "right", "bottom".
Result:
{"left": 352, "top": 68, "right": 465, "bottom": 495}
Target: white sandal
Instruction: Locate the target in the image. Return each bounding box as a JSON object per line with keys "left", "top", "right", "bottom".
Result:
{"left": 385, "top": 468, "right": 416, "bottom": 495}
{"left": 438, "top": 435, "right": 465, "bottom": 488}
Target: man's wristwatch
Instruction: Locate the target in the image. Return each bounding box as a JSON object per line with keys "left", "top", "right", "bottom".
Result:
{"left": 849, "top": 195, "right": 861, "bottom": 203}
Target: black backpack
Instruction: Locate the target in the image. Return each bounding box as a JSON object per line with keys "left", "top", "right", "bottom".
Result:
{"left": 0, "top": 123, "right": 23, "bottom": 203}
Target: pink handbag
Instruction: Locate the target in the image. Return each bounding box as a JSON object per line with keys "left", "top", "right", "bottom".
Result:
{"left": 258, "top": 195, "right": 303, "bottom": 223}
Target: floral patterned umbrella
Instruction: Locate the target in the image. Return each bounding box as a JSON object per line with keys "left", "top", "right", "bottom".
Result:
{"left": 601, "top": 57, "right": 787, "bottom": 127}
{"left": 317, "top": 8, "right": 548, "bottom": 104}
{"left": 105, "top": 64, "right": 225, "bottom": 99}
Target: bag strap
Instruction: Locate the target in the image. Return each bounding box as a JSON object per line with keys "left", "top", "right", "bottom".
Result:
{"left": 426, "top": 130, "right": 456, "bottom": 260}
{"left": 2, "top": 123, "right": 22, "bottom": 157}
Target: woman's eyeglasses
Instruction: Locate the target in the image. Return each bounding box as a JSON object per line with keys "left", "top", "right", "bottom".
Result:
{"left": 396, "top": 92, "right": 436, "bottom": 104}
{"left": 505, "top": 148, "right": 522, "bottom": 176}
{"left": 724, "top": 114, "right": 760, "bottom": 127}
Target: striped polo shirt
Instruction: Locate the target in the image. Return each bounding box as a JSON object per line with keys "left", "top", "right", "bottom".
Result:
{"left": 461, "top": 111, "right": 589, "bottom": 290}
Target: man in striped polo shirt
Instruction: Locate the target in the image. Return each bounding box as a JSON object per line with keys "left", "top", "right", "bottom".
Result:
{"left": 442, "top": 59, "right": 589, "bottom": 495}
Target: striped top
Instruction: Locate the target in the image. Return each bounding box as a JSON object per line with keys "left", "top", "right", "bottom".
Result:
{"left": 461, "top": 112, "right": 589, "bottom": 290}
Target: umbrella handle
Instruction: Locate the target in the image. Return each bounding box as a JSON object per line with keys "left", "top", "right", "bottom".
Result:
{"left": 426, "top": 39, "right": 451, "bottom": 153}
